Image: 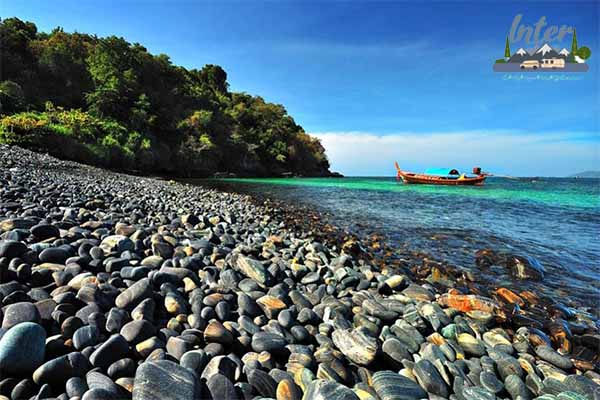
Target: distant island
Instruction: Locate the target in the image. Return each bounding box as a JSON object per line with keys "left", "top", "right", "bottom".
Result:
{"left": 569, "top": 171, "right": 600, "bottom": 178}
{"left": 0, "top": 18, "right": 332, "bottom": 177}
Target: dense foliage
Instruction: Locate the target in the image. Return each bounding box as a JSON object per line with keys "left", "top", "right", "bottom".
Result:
{"left": 0, "top": 18, "right": 331, "bottom": 176}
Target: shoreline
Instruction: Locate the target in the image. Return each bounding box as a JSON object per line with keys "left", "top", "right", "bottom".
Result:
{"left": 195, "top": 178, "right": 600, "bottom": 310}
{"left": 0, "top": 144, "right": 598, "bottom": 399}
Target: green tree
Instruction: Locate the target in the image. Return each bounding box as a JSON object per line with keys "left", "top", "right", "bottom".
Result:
{"left": 504, "top": 36, "right": 511, "bottom": 58}
{"left": 0, "top": 81, "right": 26, "bottom": 114}
{"left": 30, "top": 29, "right": 94, "bottom": 108}
{"left": 571, "top": 28, "right": 578, "bottom": 54}
{"left": 576, "top": 46, "right": 591, "bottom": 60}
{"left": 199, "top": 65, "right": 228, "bottom": 94}
{"left": 85, "top": 36, "right": 139, "bottom": 120}
{"left": 0, "top": 17, "right": 331, "bottom": 177}
{"left": 0, "top": 18, "right": 38, "bottom": 81}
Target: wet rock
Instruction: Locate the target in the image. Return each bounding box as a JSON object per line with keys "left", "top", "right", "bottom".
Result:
{"left": 378, "top": 275, "right": 409, "bottom": 294}
{"left": 237, "top": 293, "right": 262, "bottom": 317}
{"left": 180, "top": 350, "right": 209, "bottom": 373}
{"left": 11, "top": 378, "right": 37, "bottom": 399}
{"left": 382, "top": 337, "right": 412, "bottom": 366}
{"left": 121, "top": 320, "right": 157, "bottom": 345}
{"left": 402, "top": 284, "right": 434, "bottom": 301}
{"left": 73, "top": 325, "right": 100, "bottom": 350}
{"left": 82, "top": 387, "right": 117, "bottom": 400}
{"left": 107, "top": 358, "right": 136, "bottom": 379}
{"left": 33, "top": 352, "right": 91, "bottom": 386}
{"left": 247, "top": 369, "right": 278, "bottom": 398}
{"left": 115, "top": 278, "right": 152, "bottom": 310}
{"left": 204, "top": 320, "right": 233, "bottom": 345}
{"left": 257, "top": 295, "right": 287, "bottom": 319}
{"left": 506, "top": 255, "right": 545, "bottom": 280}
{"left": 86, "top": 370, "right": 122, "bottom": 397}
{"left": 413, "top": 359, "right": 449, "bottom": 397}
{"left": 557, "top": 392, "right": 589, "bottom": 400}
{"left": 457, "top": 333, "right": 486, "bottom": 357}
{"left": 2, "top": 302, "right": 41, "bottom": 329}
{"left": 483, "top": 330, "right": 513, "bottom": 354}
{"left": 0, "top": 322, "right": 46, "bottom": 374}
{"left": 67, "top": 377, "right": 89, "bottom": 398}
{"left": 276, "top": 378, "right": 302, "bottom": 400}
{"left": 372, "top": 370, "right": 427, "bottom": 400}
{"left": 166, "top": 336, "right": 194, "bottom": 360}
{"left": 206, "top": 373, "right": 239, "bottom": 400}
{"left": 562, "top": 375, "right": 598, "bottom": 399}
{"left": 505, "top": 374, "right": 531, "bottom": 400}
{"left": 39, "top": 247, "right": 69, "bottom": 263}
{"left": 136, "top": 336, "right": 165, "bottom": 358}
{"left": 461, "top": 386, "right": 497, "bottom": 400}
{"left": 0, "top": 240, "right": 28, "bottom": 259}
{"left": 100, "top": 235, "right": 134, "bottom": 254}
{"left": 90, "top": 334, "right": 130, "bottom": 369}
{"left": 103, "top": 306, "right": 126, "bottom": 330}
{"left": 252, "top": 331, "right": 288, "bottom": 353}
{"left": 332, "top": 327, "right": 378, "bottom": 366}
{"left": 233, "top": 254, "right": 273, "bottom": 286}
{"left": 495, "top": 287, "right": 525, "bottom": 306}
{"left": 535, "top": 345, "right": 573, "bottom": 370}
{"left": 480, "top": 371, "right": 504, "bottom": 394}
{"left": 132, "top": 360, "right": 200, "bottom": 400}
{"left": 201, "top": 355, "right": 239, "bottom": 382}
{"left": 438, "top": 293, "right": 500, "bottom": 314}
{"left": 303, "top": 379, "right": 360, "bottom": 400}
{"left": 491, "top": 351, "right": 523, "bottom": 380}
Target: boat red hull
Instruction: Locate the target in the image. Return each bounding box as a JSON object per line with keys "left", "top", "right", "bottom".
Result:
{"left": 399, "top": 172, "right": 486, "bottom": 185}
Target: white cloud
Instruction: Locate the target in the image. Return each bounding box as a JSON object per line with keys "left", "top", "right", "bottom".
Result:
{"left": 312, "top": 131, "right": 599, "bottom": 177}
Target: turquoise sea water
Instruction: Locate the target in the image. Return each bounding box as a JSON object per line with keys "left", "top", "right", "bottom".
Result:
{"left": 222, "top": 176, "right": 599, "bottom": 209}
{"left": 200, "top": 177, "right": 600, "bottom": 306}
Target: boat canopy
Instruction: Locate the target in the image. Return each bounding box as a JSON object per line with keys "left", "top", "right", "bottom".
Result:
{"left": 424, "top": 168, "right": 460, "bottom": 176}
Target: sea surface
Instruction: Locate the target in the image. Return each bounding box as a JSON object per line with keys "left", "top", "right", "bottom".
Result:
{"left": 199, "top": 177, "right": 600, "bottom": 307}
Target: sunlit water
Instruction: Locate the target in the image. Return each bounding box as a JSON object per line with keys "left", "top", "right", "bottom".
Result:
{"left": 197, "top": 177, "right": 600, "bottom": 307}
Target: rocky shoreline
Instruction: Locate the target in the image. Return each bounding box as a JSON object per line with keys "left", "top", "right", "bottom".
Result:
{"left": 0, "top": 144, "right": 598, "bottom": 400}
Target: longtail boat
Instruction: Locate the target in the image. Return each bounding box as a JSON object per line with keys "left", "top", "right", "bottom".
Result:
{"left": 395, "top": 162, "right": 487, "bottom": 186}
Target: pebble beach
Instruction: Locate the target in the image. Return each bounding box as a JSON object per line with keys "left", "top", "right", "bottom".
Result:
{"left": 0, "top": 144, "right": 598, "bottom": 400}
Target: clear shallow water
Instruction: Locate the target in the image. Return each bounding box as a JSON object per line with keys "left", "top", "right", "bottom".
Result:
{"left": 202, "top": 177, "right": 600, "bottom": 306}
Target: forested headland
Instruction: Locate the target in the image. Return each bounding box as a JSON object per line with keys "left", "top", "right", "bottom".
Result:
{"left": 0, "top": 18, "right": 332, "bottom": 177}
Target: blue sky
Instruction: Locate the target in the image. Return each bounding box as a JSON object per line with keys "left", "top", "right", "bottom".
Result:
{"left": 3, "top": 0, "right": 599, "bottom": 176}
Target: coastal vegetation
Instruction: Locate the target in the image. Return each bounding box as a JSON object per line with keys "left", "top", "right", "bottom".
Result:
{"left": 0, "top": 18, "right": 331, "bottom": 177}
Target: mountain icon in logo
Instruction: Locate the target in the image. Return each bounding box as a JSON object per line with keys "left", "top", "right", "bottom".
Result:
{"left": 494, "top": 29, "right": 591, "bottom": 72}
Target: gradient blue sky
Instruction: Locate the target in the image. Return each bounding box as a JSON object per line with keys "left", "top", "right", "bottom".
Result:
{"left": 3, "top": 0, "right": 599, "bottom": 176}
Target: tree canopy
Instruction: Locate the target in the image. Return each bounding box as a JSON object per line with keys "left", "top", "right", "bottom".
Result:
{"left": 0, "top": 17, "right": 331, "bottom": 177}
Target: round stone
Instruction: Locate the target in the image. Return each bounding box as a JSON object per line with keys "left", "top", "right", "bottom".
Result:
{"left": 115, "top": 278, "right": 152, "bottom": 310}
{"left": 33, "top": 352, "right": 91, "bottom": 386}
{"left": 73, "top": 325, "right": 100, "bottom": 350}
{"left": 39, "top": 247, "right": 69, "bottom": 263}
{"left": 132, "top": 360, "right": 201, "bottom": 400}
{"left": 100, "top": 235, "right": 134, "bottom": 254}
{"left": 0, "top": 322, "right": 46, "bottom": 374}
{"left": 90, "top": 334, "right": 130, "bottom": 369}
{"left": 2, "top": 302, "right": 41, "bottom": 329}
{"left": 0, "top": 240, "right": 28, "bottom": 259}
{"left": 31, "top": 224, "right": 60, "bottom": 240}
